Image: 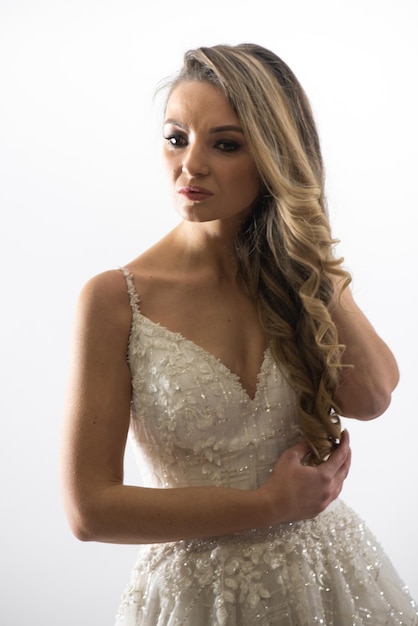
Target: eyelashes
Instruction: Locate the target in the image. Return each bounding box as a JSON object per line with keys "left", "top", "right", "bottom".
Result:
{"left": 163, "top": 134, "right": 242, "bottom": 153}
{"left": 215, "top": 140, "right": 241, "bottom": 153}
{"left": 164, "top": 134, "right": 187, "bottom": 147}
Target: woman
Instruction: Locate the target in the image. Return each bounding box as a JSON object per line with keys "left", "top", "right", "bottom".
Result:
{"left": 60, "top": 44, "right": 418, "bottom": 625}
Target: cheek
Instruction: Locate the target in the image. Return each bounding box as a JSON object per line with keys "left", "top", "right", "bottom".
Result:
{"left": 238, "top": 167, "right": 260, "bottom": 202}
{"left": 162, "top": 155, "right": 180, "bottom": 182}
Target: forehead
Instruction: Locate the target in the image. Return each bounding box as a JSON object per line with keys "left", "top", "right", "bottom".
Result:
{"left": 165, "top": 81, "right": 240, "bottom": 128}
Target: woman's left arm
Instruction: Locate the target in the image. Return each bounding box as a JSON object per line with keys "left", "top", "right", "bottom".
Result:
{"left": 331, "top": 282, "right": 400, "bottom": 420}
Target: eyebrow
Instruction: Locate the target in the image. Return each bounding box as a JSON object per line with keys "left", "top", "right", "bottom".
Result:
{"left": 209, "top": 125, "right": 244, "bottom": 134}
{"left": 164, "top": 119, "right": 244, "bottom": 135}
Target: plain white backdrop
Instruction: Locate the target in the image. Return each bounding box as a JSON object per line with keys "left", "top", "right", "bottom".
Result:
{"left": 1, "top": 1, "right": 417, "bottom": 624}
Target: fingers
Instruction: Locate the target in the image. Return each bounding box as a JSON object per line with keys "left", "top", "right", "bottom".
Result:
{"left": 291, "top": 430, "right": 350, "bottom": 470}
{"left": 267, "top": 431, "right": 352, "bottom": 523}
{"left": 292, "top": 438, "right": 312, "bottom": 459}
{"left": 327, "top": 430, "right": 351, "bottom": 498}
{"left": 325, "top": 429, "right": 350, "bottom": 471}
{"left": 341, "top": 444, "right": 352, "bottom": 478}
{"left": 340, "top": 428, "right": 350, "bottom": 447}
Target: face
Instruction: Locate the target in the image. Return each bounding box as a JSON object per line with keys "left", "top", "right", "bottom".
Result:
{"left": 162, "top": 81, "right": 259, "bottom": 226}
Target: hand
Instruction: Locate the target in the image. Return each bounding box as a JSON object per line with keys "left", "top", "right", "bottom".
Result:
{"left": 260, "top": 430, "right": 351, "bottom": 525}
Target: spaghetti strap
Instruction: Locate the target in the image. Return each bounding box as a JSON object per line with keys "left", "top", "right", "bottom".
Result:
{"left": 120, "top": 267, "right": 140, "bottom": 314}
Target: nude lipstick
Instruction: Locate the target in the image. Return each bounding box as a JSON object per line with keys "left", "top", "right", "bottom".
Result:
{"left": 178, "top": 186, "right": 214, "bottom": 201}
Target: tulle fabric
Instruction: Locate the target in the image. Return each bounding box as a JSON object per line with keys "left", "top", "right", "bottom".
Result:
{"left": 116, "top": 500, "right": 417, "bottom": 626}
{"left": 115, "top": 268, "right": 418, "bottom": 625}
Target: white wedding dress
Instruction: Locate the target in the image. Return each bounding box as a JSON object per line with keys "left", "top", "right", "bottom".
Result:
{"left": 115, "top": 268, "right": 418, "bottom": 626}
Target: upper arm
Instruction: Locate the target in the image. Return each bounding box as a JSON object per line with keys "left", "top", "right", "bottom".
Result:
{"left": 60, "top": 270, "right": 133, "bottom": 527}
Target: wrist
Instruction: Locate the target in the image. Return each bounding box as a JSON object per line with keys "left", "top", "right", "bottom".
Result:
{"left": 251, "top": 485, "right": 280, "bottom": 529}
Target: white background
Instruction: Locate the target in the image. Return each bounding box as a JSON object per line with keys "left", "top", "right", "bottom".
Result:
{"left": 1, "top": 1, "right": 417, "bottom": 624}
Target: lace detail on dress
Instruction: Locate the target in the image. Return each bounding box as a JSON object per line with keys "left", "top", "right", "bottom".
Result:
{"left": 116, "top": 501, "right": 418, "bottom": 626}
{"left": 119, "top": 267, "right": 301, "bottom": 491}
{"left": 120, "top": 266, "right": 140, "bottom": 312}
{"left": 115, "top": 267, "right": 418, "bottom": 626}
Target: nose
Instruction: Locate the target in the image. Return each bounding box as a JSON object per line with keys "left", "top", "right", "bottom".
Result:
{"left": 181, "top": 142, "right": 210, "bottom": 177}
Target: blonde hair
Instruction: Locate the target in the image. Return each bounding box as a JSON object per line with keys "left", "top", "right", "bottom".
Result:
{"left": 167, "top": 43, "right": 351, "bottom": 463}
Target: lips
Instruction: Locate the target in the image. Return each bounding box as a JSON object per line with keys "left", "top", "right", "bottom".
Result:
{"left": 178, "top": 185, "right": 214, "bottom": 201}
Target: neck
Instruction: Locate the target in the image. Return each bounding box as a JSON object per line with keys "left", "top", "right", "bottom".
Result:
{"left": 169, "top": 220, "right": 241, "bottom": 280}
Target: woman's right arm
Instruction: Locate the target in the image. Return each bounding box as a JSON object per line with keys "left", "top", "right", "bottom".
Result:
{"left": 60, "top": 270, "right": 351, "bottom": 545}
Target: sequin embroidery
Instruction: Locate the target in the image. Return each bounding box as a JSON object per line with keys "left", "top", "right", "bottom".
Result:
{"left": 115, "top": 268, "right": 418, "bottom": 626}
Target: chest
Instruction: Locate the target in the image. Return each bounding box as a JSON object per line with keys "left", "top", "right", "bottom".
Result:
{"left": 127, "top": 312, "right": 301, "bottom": 489}
{"left": 139, "top": 282, "right": 267, "bottom": 399}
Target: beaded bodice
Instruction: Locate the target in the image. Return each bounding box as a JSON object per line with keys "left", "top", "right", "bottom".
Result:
{"left": 116, "top": 270, "right": 418, "bottom": 626}
{"left": 123, "top": 270, "right": 302, "bottom": 491}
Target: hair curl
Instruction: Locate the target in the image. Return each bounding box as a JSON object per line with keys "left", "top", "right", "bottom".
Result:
{"left": 165, "top": 43, "right": 352, "bottom": 463}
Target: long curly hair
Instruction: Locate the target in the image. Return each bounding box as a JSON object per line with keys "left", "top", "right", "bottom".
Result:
{"left": 165, "top": 43, "right": 352, "bottom": 463}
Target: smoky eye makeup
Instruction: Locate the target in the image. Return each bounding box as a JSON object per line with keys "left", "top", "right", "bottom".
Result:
{"left": 163, "top": 124, "right": 188, "bottom": 146}
{"left": 214, "top": 139, "right": 242, "bottom": 152}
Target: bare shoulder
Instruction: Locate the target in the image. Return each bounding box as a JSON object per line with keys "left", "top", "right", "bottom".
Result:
{"left": 79, "top": 268, "right": 129, "bottom": 302}
{"left": 78, "top": 268, "right": 129, "bottom": 309}
{"left": 75, "top": 269, "right": 132, "bottom": 342}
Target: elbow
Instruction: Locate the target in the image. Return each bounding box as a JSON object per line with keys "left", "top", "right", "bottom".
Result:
{"left": 62, "top": 495, "right": 106, "bottom": 542}
{"left": 71, "top": 521, "right": 97, "bottom": 543}
{"left": 361, "top": 369, "right": 399, "bottom": 419}
{"left": 337, "top": 384, "right": 394, "bottom": 421}
{"left": 336, "top": 351, "right": 400, "bottom": 420}
{"left": 356, "top": 389, "right": 393, "bottom": 420}
{"left": 61, "top": 479, "right": 123, "bottom": 543}
{"left": 65, "top": 509, "right": 100, "bottom": 542}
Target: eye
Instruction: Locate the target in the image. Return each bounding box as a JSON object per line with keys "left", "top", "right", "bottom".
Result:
{"left": 164, "top": 133, "right": 187, "bottom": 148}
{"left": 215, "top": 140, "right": 241, "bottom": 153}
